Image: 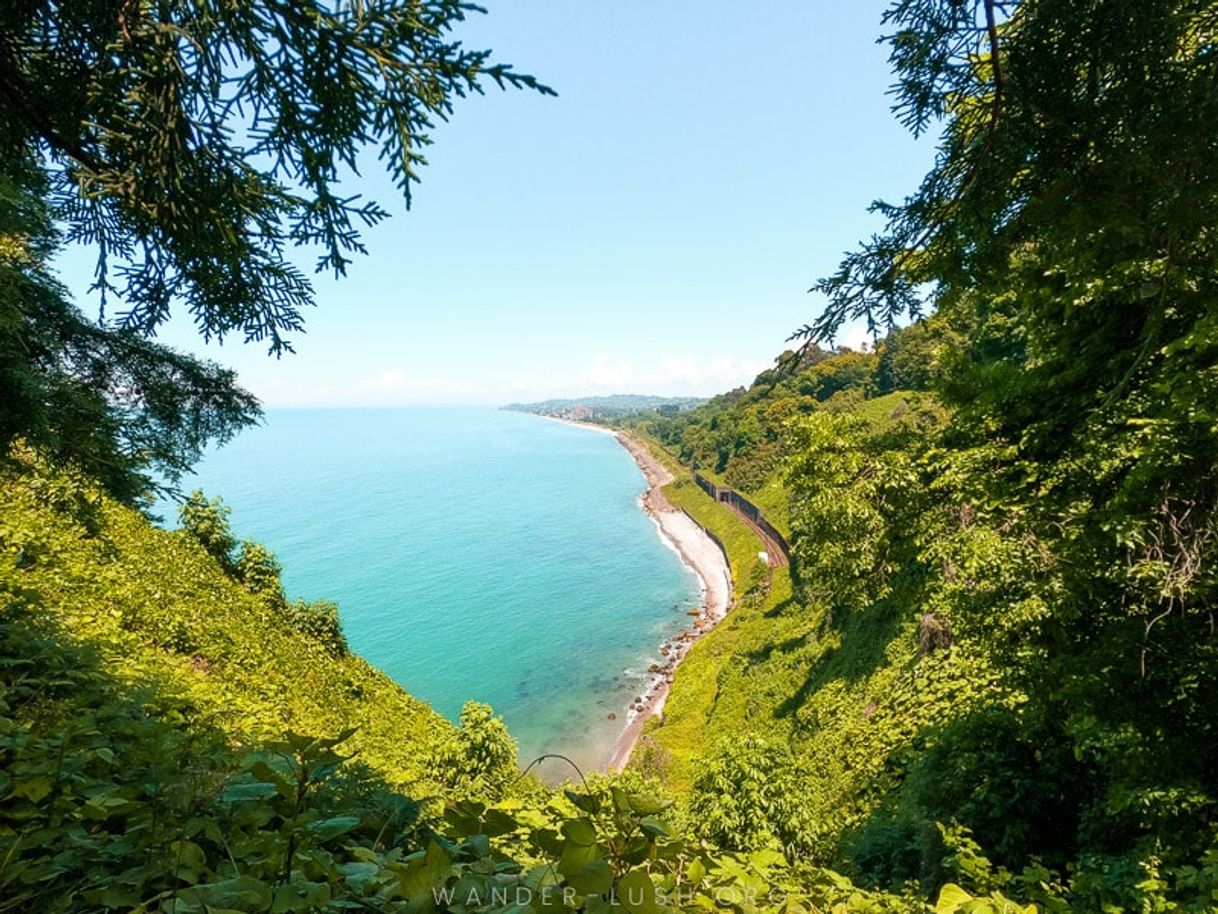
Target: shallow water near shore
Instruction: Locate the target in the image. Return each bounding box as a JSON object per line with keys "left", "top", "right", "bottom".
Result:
{"left": 166, "top": 407, "right": 701, "bottom": 774}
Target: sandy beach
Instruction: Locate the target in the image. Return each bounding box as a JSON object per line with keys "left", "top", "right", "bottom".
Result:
{"left": 528, "top": 414, "right": 734, "bottom": 770}
{"left": 604, "top": 431, "right": 733, "bottom": 770}
{"left": 537, "top": 414, "right": 620, "bottom": 436}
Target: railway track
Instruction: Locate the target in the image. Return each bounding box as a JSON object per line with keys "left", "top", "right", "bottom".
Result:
{"left": 729, "top": 506, "right": 789, "bottom": 568}
{"left": 692, "top": 472, "right": 791, "bottom": 569}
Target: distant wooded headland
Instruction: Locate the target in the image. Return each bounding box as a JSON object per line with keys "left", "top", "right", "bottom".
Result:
{"left": 503, "top": 394, "right": 705, "bottom": 422}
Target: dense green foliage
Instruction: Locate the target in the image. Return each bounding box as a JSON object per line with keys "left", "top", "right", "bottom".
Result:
{"left": 636, "top": 323, "right": 1218, "bottom": 910}
{"left": 633, "top": 6, "right": 1218, "bottom": 905}
{"left": 178, "top": 490, "right": 349, "bottom": 656}
{"left": 1, "top": 451, "right": 1046, "bottom": 914}
{"left": 0, "top": 454, "right": 538, "bottom": 911}
{"left": 0, "top": 452, "right": 457, "bottom": 787}
{"left": 648, "top": 334, "right": 943, "bottom": 495}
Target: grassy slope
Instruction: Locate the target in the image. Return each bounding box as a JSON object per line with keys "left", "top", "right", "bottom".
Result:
{"left": 684, "top": 465, "right": 790, "bottom": 539}
{"left": 0, "top": 457, "right": 453, "bottom": 789}
{"left": 629, "top": 436, "right": 794, "bottom": 792}
{"left": 739, "top": 393, "right": 929, "bottom": 539}
{"left": 663, "top": 477, "right": 769, "bottom": 592}
{"left": 632, "top": 397, "right": 1006, "bottom": 865}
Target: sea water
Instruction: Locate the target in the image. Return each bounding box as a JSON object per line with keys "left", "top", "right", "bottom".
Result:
{"left": 166, "top": 407, "right": 700, "bottom": 774}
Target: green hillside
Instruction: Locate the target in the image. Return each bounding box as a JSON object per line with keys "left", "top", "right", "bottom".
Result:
{"left": 1, "top": 451, "right": 454, "bottom": 788}
{"left": 0, "top": 448, "right": 1030, "bottom": 914}
{"left": 0, "top": 452, "right": 529, "bottom": 910}
{"left": 624, "top": 331, "right": 1218, "bottom": 909}
{"left": 632, "top": 468, "right": 796, "bottom": 794}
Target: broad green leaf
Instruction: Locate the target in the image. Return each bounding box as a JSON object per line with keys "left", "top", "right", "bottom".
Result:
{"left": 935, "top": 883, "right": 973, "bottom": 914}
{"left": 686, "top": 858, "right": 706, "bottom": 884}
{"left": 467, "top": 833, "right": 492, "bottom": 859}
{"left": 221, "top": 781, "right": 278, "bottom": 802}
{"left": 397, "top": 839, "right": 453, "bottom": 898}
{"left": 639, "top": 817, "right": 668, "bottom": 839}
{"left": 561, "top": 817, "right": 598, "bottom": 846}
{"left": 616, "top": 870, "right": 661, "bottom": 914}
{"left": 564, "top": 789, "right": 601, "bottom": 815}
{"left": 12, "top": 776, "right": 53, "bottom": 803}
{"left": 445, "top": 800, "right": 486, "bottom": 837}
{"left": 567, "top": 857, "right": 613, "bottom": 896}
{"left": 271, "top": 880, "right": 332, "bottom": 912}
{"left": 558, "top": 841, "right": 599, "bottom": 877}
{"left": 168, "top": 839, "right": 207, "bottom": 882}
{"left": 309, "top": 814, "right": 361, "bottom": 841}
{"left": 626, "top": 794, "right": 667, "bottom": 816}
{"left": 611, "top": 786, "right": 631, "bottom": 813}
{"left": 181, "top": 876, "right": 273, "bottom": 910}
{"left": 482, "top": 807, "right": 519, "bottom": 837}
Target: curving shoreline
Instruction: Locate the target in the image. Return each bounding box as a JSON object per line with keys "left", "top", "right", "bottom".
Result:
{"left": 603, "top": 431, "right": 734, "bottom": 770}
{"left": 532, "top": 415, "right": 734, "bottom": 770}
{"left": 598, "top": 430, "right": 737, "bottom": 772}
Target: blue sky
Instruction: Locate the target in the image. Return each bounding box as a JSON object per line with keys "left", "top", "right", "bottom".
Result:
{"left": 54, "top": 1, "right": 932, "bottom": 406}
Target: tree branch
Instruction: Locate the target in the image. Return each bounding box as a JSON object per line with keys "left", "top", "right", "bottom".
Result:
{"left": 984, "top": 0, "right": 1006, "bottom": 104}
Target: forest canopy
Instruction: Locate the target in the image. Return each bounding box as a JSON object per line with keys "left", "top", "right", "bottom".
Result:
{"left": 633, "top": 2, "right": 1218, "bottom": 905}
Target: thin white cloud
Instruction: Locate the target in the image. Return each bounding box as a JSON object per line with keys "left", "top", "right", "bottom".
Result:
{"left": 577, "top": 352, "right": 766, "bottom": 397}
{"left": 582, "top": 354, "right": 639, "bottom": 390}
{"left": 837, "top": 324, "right": 876, "bottom": 353}
{"left": 247, "top": 352, "right": 769, "bottom": 407}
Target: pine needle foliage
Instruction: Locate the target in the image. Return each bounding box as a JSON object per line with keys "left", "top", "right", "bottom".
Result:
{"left": 0, "top": 1, "right": 552, "bottom": 501}
{"left": 0, "top": 0, "right": 554, "bottom": 349}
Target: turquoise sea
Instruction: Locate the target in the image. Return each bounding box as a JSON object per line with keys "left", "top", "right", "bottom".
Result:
{"left": 169, "top": 408, "right": 700, "bottom": 774}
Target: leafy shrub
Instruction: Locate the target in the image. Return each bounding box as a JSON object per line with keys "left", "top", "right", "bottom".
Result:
{"left": 179, "top": 490, "right": 238, "bottom": 571}
{"left": 235, "top": 538, "right": 285, "bottom": 603}
{"left": 286, "top": 599, "right": 349, "bottom": 657}
{"left": 432, "top": 701, "right": 519, "bottom": 801}
{"left": 688, "top": 736, "right": 812, "bottom": 855}
{"left": 1, "top": 455, "right": 452, "bottom": 791}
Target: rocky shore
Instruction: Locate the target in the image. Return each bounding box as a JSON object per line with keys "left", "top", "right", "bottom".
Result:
{"left": 533, "top": 414, "right": 735, "bottom": 771}
{"left": 603, "top": 431, "right": 733, "bottom": 771}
